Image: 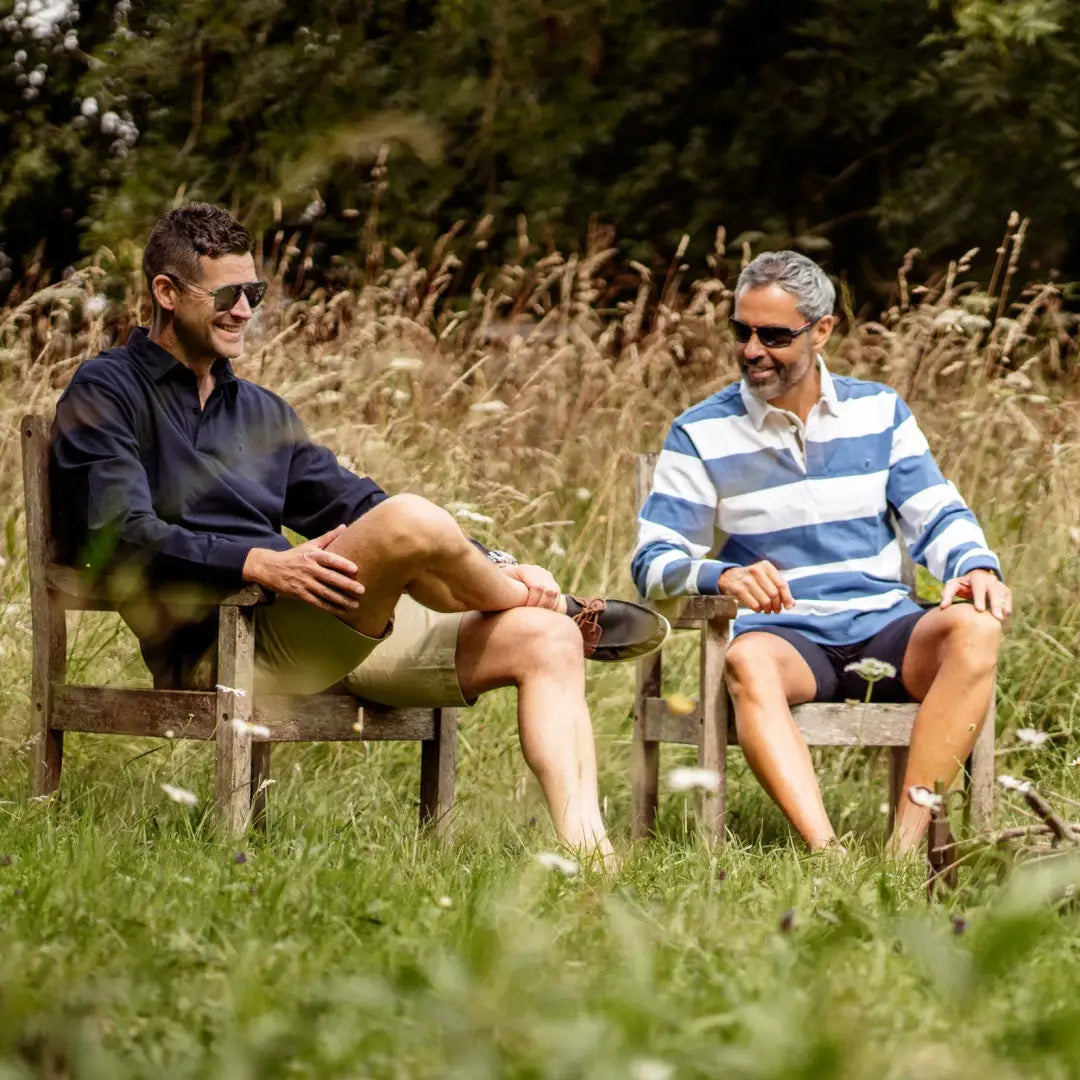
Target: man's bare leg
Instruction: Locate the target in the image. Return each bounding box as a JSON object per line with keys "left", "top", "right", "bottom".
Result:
{"left": 455, "top": 606, "right": 615, "bottom": 866}
{"left": 325, "top": 494, "right": 563, "bottom": 637}
{"left": 725, "top": 633, "right": 836, "bottom": 849}
{"left": 888, "top": 604, "right": 1002, "bottom": 855}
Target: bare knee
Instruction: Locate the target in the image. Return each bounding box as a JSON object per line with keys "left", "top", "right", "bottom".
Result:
{"left": 725, "top": 641, "right": 778, "bottom": 705}
{"left": 371, "top": 493, "right": 464, "bottom": 562}
{"left": 500, "top": 608, "right": 584, "bottom": 684}
{"left": 939, "top": 604, "right": 1002, "bottom": 673}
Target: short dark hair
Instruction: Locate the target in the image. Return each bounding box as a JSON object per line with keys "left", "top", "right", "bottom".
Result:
{"left": 143, "top": 203, "right": 254, "bottom": 298}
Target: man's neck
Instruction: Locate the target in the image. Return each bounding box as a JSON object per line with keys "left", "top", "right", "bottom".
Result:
{"left": 149, "top": 320, "right": 217, "bottom": 408}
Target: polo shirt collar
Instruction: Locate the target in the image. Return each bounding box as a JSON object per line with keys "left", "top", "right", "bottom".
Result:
{"left": 127, "top": 327, "right": 238, "bottom": 391}
{"left": 739, "top": 354, "right": 838, "bottom": 429}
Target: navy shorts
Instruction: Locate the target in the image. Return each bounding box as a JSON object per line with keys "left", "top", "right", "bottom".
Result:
{"left": 747, "top": 607, "right": 931, "bottom": 703}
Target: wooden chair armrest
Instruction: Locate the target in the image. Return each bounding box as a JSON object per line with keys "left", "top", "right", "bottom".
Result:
{"left": 644, "top": 594, "right": 738, "bottom": 628}
{"left": 45, "top": 564, "right": 269, "bottom": 610}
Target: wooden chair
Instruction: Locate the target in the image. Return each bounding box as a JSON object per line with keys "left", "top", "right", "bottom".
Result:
{"left": 631, "top": 452, "right": 995, "bottom": 843}
{"left": 21, "top": 414, "right": 458, "bottom": 837}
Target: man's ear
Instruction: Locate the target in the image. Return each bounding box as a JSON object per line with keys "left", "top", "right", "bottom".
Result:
{"left": 812, "top": 313, "right": 837, "bottom": 349}
{"left": 151, "top": 274, "right": 180, "bottom": 313}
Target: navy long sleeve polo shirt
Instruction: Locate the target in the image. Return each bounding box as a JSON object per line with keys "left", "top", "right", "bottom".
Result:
{"left": 52, "top": 328, "right": 387, "bottom": 583}
{"left": 51, "top": 329, "right": 389, "bottom": 687}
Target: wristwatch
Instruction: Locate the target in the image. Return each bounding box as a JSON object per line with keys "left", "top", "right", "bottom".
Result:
{"left": 486, "top": 549, "right": 519, "bottom": 567}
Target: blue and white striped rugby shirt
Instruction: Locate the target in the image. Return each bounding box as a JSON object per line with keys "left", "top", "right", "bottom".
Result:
{"left": 631, "top": 358, "right": 1001, "bottom": 645}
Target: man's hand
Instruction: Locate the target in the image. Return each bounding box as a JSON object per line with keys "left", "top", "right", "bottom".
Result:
{"left": 499, "top": 563, "right": 562, "bottom": 610}
{"left": 242, "top": 524, "right": 365, "bottom": 614}
{"left": 941, "top": 568, "right": 1012, "bottom": 621}
{"left": 718, "top": 561, "right": 795, "bottom": 614}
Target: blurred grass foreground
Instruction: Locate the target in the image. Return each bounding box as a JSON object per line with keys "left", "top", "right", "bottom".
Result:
{"left": 1, "top": 221, "right": 1079, "bottom": 1078}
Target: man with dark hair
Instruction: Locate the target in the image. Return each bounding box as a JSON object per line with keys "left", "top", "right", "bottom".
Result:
{"left": 633, "top": 250, "right": 1010, "bottom": 857}
{"left": 53, "top": 203, "right": 669, "bottom": 864}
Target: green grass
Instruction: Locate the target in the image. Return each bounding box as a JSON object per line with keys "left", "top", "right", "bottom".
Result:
{"left": 1, "top": 237, "right": 1079, "bottom": 1076}
{"left": 3, "top": 652, "right": 1080, "bottom": 1079}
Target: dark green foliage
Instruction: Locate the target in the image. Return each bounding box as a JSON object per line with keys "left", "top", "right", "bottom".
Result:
{"left": 2, "top": 0, "right": 1079, "bottom": 296}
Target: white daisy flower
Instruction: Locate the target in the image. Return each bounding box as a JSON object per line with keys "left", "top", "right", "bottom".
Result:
{"left": 535, "top": 852, "right": 580, "bottom": 876}
{"left": 907, "top": 786, "right": 943, "bottom": 811}
{"left": 668, "top": 767, "right": 722, "bottom": 794}
{"left": 161, "top": 783, "right": 197, "bottom": 807}
{"left": 1015, "top": 728, "right": 1050, "bottom": 746}
{"left": 997, "top": 774, "right": 1033, "bottom": 794}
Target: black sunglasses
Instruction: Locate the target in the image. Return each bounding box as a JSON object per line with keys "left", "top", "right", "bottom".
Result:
{"left": 730, "top": 317, "right": 815, "bottom": 349}
{"left": 166, "top": 274, "right": 268, "bottom": 312}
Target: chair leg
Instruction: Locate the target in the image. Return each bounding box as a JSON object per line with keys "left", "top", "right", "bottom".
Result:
{"left": 30, "top": 596, "right": 66, "bottom": 798}
{"left": 420, "top": 707, "right": 457, "bottom": 840}
{"left": 967, "top": 696, "right": 996, "bottom": 832}
{"left": 887, "top": 746, "right": 910, "bottom": 836}
{"left": 699, "top": 616, "right": 730, "bottom": 846}
{"left": 214, "top": 605, "right": 256, "bottom": 836}
{"left": 632, "top": 651, "right": 662, "bottom": 839}
{"left": 250, "top": 743, "right": 272, "bottom": 832}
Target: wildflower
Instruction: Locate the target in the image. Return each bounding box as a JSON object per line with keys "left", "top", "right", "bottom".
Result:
{"left": 951, "top": 914, "right": 967, "bottom": 935}
{"left": 86, "top": 295, "right": 107, "bottom": 316}
{"left": 668, "top": 767, "right": 722, "bottom": 794}
{"left": 575, "top": 487, "right": 592, "bottom": 502}
{"left": 469, "top": 400, "right": 508, "bottom": 416}
{"left": 80, "top": 96, "right": 98, "bottom": 118}
{"left": 1070, "top": 757, "right": 1080, "bottom": 768}
{"left": 546, "top": 540, "right": 567, "bottom": 558}
{"left": 161, "top": 783, "right": 197, "bottom": 807}
{"left": 436, "top": 895, "right": 453, "bottom": 908}
{"left": 389, "top": 356, "right": 423, "bottom": 372}
{"left": 232, "top": 719, "right": 271, "bottom": 739}
{"left": 1015, "top": 728, "right": 1050, "bottom": 746}
{"left": 163, "top": 729, "right": 175, "bottom": 739}
{"left": 215, "top": 684, "right": 248, "bottom": 699}
{"left": 391, "top": 389, "right": 411, "bottom": 405}
{"left": 664, "top": 693, "right": 697, "bottom": 717}
{"left": 351, "top": 719, "right": 364, "bottom": 734}
{"left": 997, "top": 774, "right": 1033, "bottom": 794}
{"left": 843, "top": 658, "right": 897, "bottom": 682}
{"left": 630, "top": 1060, "right": 674, "bottom": 1080}
{"left": 234, "top": 851, "right": 248, "bottom": 864}
{"left": 779, "top": 907, "right": 796, "bottom": 933}
{"left": 907, "top": 786, "right": 944, "bottom": 811}
{"left": 535, "top": 852, "right": 580, "bottom": 876}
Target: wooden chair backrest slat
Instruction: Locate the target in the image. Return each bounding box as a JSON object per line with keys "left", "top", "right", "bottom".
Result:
{"left": 635, "top": 452, "right": 917, "bottom": 590}
{"left": 21, "top": 413, "right": 60, "bottom": 578}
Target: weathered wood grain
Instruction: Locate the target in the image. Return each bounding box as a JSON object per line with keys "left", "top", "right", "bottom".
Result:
{"left": 22, "top": 414, "right": 66, "bottom": 796}
{"left": 420, "top": 708, "right": 457, "bottom": 838}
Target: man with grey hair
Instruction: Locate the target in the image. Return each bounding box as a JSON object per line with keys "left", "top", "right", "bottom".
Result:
{"left": 632, "top": 250, "right": 1010, "bottom": 855}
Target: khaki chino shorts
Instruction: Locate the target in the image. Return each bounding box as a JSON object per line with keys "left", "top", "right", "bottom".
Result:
{"left": 253, "top": 593, "right": 469, "bottom": 707}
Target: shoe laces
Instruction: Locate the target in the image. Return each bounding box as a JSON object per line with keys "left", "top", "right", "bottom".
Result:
{"left": 569, "top": 596, "right": 606, "bottom": 635}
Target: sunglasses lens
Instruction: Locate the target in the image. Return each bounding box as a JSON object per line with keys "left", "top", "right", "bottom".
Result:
{"left": 213, "top": 285, "right": 242, "bottom": 311}
{"left": 758, "top": 327, "right": 794, "bottom": 348}
{"left": 244, "top": 282, "right": 268, "bottom": 310}
{"left": 730, "top": 319, "right": 753, "bottom": 344}
{"left": 212, "top": 282, "right": 268, "bottom": 311}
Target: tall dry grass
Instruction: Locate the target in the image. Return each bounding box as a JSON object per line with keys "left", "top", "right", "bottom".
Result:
{"left": 0, "top": 218, "right": 1077, "bottom": 759}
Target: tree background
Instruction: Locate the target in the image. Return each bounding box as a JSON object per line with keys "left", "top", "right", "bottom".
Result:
{"left": 2, "top": 0, "right": 1078, "bottom": 301}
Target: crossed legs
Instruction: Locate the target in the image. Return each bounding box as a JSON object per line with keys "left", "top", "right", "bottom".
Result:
{"left": 725, "top": 605, "right": 1002, "bottom": 853}
{"left": 324, "top": 494, "right": 612, "bottom": 860}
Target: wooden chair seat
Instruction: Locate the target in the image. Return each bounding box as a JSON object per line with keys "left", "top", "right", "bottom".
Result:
{"left": 631, "top": 455, "right": 994, "bottom": 843}
{"left": 21, "top": 413, "right": 457, "bottom": 837}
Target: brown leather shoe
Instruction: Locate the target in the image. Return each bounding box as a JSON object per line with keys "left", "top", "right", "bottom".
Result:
{"left": 564, "top": 596, "right": 671, "bottom": 662}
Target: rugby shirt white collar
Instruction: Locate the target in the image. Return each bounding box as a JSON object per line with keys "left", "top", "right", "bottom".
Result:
{"left": 738, "top": 354, "right": 840, "bottom": 431}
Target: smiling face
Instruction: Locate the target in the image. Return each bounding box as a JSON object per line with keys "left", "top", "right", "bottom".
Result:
{"left": 733, "top": 284, "right": 835, "bottom": 410}
{"left": 152, "top": 252, "right": 258, "bottom": 366}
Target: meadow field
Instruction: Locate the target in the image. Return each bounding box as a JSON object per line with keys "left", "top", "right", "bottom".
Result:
{"left": 1, "top": 225, "right": 1079, "bottom": 1078}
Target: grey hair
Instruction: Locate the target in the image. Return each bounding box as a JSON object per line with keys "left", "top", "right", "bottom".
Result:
{"left": 735, "top": 250, "right": 836, "bottom": 322}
